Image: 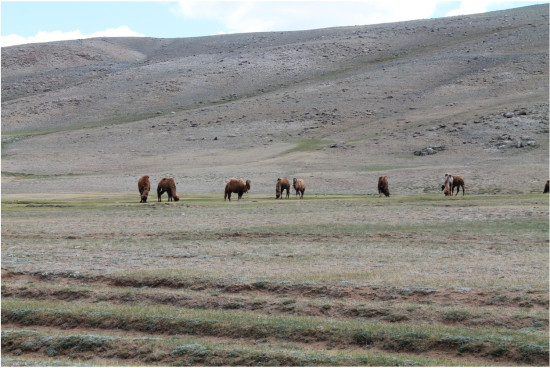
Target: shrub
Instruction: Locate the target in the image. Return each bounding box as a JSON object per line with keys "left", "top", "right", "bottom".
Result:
{"left": 443, "top": 310, "right": 472, "bottom": 322}
{"left": 390, "top": 332, "right": 431, "bottom": 352}
{"left": 171, "top": 344, "right": 209, "bottom": 357}
{"left": 223, "top": 302, "right": 244, "bottom": 310}
{"left": 381, "top": 313, "right": 409, "bottom": 322}
{"left": 490, "top": 343, "right": 510, "bottom": 357}
{"left": 353, "top": 330, "right": 378, "bottom": 346}
{"left": 57, "top": 335, "right": 109, "bottom": 351}
{"left": 252, "top": 281, "right": 268, "bottom": 289}
{"left": 517, "top": 344, "right": 549, "bottom": 363}
{"left": 438, "top": 335, "right": 472, "bottom": 346}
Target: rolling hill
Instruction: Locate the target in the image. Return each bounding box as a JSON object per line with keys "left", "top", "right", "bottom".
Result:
{"left": 2, "top": 4, "right": 548, "bottom": 196}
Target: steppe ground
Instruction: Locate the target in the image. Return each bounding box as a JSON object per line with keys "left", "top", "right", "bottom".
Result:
{"left": 2, "top": 192, "right": 549, "bottom": 366}
{"left": 1, "top": 4, "right": 549, "bottom": 367}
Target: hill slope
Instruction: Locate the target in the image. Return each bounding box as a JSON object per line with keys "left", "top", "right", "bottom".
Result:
{"left": 1, "top": 4, "right": 548, "bottom": 195}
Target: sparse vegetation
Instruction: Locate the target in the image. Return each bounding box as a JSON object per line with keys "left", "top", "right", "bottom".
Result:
{"left": 2, "top": 193, "right": 548, "bottom": 365}
{"left": 2, "top": 4, "right": 548, "bottom": 366}
{"left": 2, "top": 297, "right": 547, "bottom": 364}
{"left": 285, "top": 138, "right": 334, "bottom": 153}
{"left": 443, "top": 310, "right": 474, "bottom": 322}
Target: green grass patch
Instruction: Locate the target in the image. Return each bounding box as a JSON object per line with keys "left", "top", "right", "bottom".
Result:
{"left": 2, "top": 298, "right": 548, "bottom": 364}
{"left": 1, "top": 328, "right": 477, "bottom": 367}
{"left": 2, "top": 111, "right": 166, "bottom": 138}
{"left": 1, "top": 196, "right": 134, "bottom": 212}
{"left": 354, "top": 165, "right": 413, "bottom": 172}
{"left": 2, "top": 192, "right": 546, "bottom": 207}
{"left": 284, "top": 138, "right": 334, "bottom": 153}
{"left": 1, "top": 172, "right": 47, "bottom": 180}
{"left": 444, "top": 310, "right": 475, "bottom": 322}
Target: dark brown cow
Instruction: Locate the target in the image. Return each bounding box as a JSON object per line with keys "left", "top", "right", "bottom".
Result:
{"left": 451, "top": 175, "right": 465, "bottom": 196}
{"left": 378, "top": 176, "right": 390, "bottom": 197}
{"left": 157, "top": 177, "right": 180, "bottom": 202}
{"left": 224, "top": 178, "right": 251, "bottom": 201}
{"left": 276, "top": 177, "right": 290, "bottom": 199}
{"left": 138, "top": 175, "right": 151, "bottom": 203}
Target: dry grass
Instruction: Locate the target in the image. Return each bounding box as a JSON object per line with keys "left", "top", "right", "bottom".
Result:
{"left": 2, "top": 193, "right": 547, "bottom": 289}
{"left": 2, "top": 192, "right": 548, "bottom": 366}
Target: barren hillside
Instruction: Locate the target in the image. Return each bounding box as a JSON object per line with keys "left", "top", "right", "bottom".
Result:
{"left": 2, "top": 4, "right": 548, "bottom": 196}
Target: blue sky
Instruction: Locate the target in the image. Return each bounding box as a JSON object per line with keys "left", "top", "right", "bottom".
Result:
{"left": 1, "top": 1, "right": 548, "bottom": 47}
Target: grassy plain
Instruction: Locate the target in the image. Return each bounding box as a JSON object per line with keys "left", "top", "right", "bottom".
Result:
{"left": 1, "top": 192, "right": 548, "bottom": 365}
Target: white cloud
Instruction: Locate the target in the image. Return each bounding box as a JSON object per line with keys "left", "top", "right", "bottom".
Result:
{"left": 173, "top": 1, "right": 442, "bottom": 34}
{"left": 444, "top": 1, "right": 549, "bottom": 17}
{"left": 445, "top": 1, "right": 493, "bottom": 16}
{"left": 1, "top": 26, "right": 145, "bottom": 47}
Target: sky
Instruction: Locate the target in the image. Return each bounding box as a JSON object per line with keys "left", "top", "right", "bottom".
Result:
{"left": 1, "top": 1, "right": 548, "bottom": 47}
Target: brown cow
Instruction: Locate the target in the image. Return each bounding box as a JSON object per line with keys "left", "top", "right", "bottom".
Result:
{"left": 138, "top": 175, "right": 151, "bottom": 203}
{"left": 544, "top": 180, "right": 549, "bottom": 193}
{"left": 441, "top": 174, "right": 465, "bottom": 196}
{"left": 276, "top": 177, "right": 290, "bottom": 199}
{"left": 451, "top": 175, "right": 465, "bottom": 196}
{"left": 292, "top": 178, "right": 306, "bottom": 199}
{"left": 224, "top": 178, "right": 251, "bottom": 201}
{"left": 378, "top": 176, "right": 390, "bottom": 197}
{"left": 157, "top": 177, "right": 180, "bottom": 202}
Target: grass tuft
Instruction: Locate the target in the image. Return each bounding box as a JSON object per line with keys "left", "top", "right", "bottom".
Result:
{"left": 444, "top": 310, "right": 474, "bottom": 322}
{"left": 284, "top": 138, "right": 334, "bottom": 153}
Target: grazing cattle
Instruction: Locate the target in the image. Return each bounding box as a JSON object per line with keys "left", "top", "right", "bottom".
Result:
{"left": 544, "top": 180, "right": 549, "bottom": 193}
{"left": 292, "top": 178, "right": 306, "bottom": 199}
{"left": 157, "top": 177, "right": 180, "bottom": 202}
{"left": 378, "top": 176, "right": 390, "bottom": 197}
{"left": 441, "top": 174, "right": 465, "bottom": 196}
{"left": 443, "top": 173, "right": 454, "bottom": 197}
{"left": 138, "top": 175, "right": 151, "bottom": 203}
{"left": 451, "top": 175, "right": 465, "bottom": 196}
{"left": 276, "top": 177, "right": 291, "bottom": 199}
{"left": 224, "top": 178, "right": 251, "bottom": 201}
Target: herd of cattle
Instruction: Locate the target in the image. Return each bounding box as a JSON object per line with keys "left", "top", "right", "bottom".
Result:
{"left": 137, "top": 174, "right": 550, "bottom": 203}
{"left": 137, "top": 175, "right": 304, "bottom": 203}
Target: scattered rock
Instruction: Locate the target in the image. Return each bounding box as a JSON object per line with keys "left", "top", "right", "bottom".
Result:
{"left": 413, "top": 145, "right": 445, "bottom": 156}
{"left": 491, "top": 133, "right": 536, "bottom": 150}
{"left": 330, "top": 141, "right": 353, "bottom": 149}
